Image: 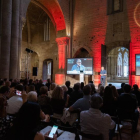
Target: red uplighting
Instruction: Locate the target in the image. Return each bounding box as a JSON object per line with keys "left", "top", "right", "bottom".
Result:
{"left": 55, "top": 74, "right": 65, "bottom": 85}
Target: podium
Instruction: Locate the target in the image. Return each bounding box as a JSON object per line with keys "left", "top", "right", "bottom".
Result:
{"left": 79, "top": 71, "right": 84, "bottom": 83}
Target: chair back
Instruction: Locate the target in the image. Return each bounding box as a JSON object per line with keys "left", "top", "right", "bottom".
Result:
{"left": 77, "top": 130, "right": 103, "bottom": 140}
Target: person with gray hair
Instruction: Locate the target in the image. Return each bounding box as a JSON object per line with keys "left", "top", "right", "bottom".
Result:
{"left": 80, "top": 94, "right": 115, "bottom": 140}
{"left": 71, "top": 59, "right": 85, "bottom": 71}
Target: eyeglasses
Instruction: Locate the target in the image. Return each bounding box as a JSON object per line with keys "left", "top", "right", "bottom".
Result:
{"left": 77, "top": 62, "right": 81, "bottom": 63}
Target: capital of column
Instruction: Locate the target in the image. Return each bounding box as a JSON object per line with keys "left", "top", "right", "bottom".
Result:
{"left": 56, "top": 37, "right": 70, "bottom": 46}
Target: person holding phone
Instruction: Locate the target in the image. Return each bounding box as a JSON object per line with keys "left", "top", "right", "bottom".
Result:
{"left": 5, "top": 101, "right": 57, "bottom": 140}
{"left": 6, "top": 85, "right": 27, "bottom": 115}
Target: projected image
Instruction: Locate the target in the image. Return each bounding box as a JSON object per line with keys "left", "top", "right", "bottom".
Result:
{"left": 67, "top": 58, "right": 93, "bottom": 75}
{"left": 136, "top": 54, "right": 140, "bottom": 75}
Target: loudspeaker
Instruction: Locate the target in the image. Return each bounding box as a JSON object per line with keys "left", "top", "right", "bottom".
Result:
{"left": 33, "top": 67, "right": 37, "bottom": 76}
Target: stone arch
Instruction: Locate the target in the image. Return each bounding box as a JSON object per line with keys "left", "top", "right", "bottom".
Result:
{"left": 23, "top": 0, "right": 66, "bottom": 34}
{"left": 106, "top": 41, "right": 129, "bottom": 56}
{"left": 73, "top": 47, "right": 92, "bottom": 58}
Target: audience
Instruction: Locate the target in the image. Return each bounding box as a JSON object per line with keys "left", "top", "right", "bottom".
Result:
{"left": 69, "top": 83, "right": 83, "bottom": 106}
{"left": 61, "top": 85, "right": 69, "bottom": 107}
{"left": 69, "top": 85, "right": 91, "bottom": 112}
{"left": 48, "top": 83, "right": 57, "bottom": 98}
{"left": 65, "top": 81, "right": 73, "bottom": 96}
{"left": 46, "top": 79, "right": 51, "bottom": 91}
{"left": 51, "top": 86, "right": 65, "bottom": 115}
{"left": 101, "top": 86, "right": 117, "bottom": 116}
{"left": 80, "top": 94, "right": 115, "bottom": 140}
{"left": 132, "top": 84, "right": 140, "bottom": 106}
{"left": 38, "top": 86, "right": 52, "bottom": 114}
{"left": 118, "top": 84, "right": 139, "bottom": 133}
{"left": 99, "top": 85, "right": 104, "bottom": 97}
{"left": 1, "top": 78, "right": 140, "bottom": 139}
{"left": 5, "top": 101, "right": 52, "bottom": 140}
{"left": 111, "top": 86, "right": 119, "bottom": 99}
{"left": 6, "top": 85, "right": 27, "bottom": 115}
{"left": 117, "top": 83, "right": 125, "bottom": 95}
{"left": 27, "top": 91, "right": 38, "bottom": 102}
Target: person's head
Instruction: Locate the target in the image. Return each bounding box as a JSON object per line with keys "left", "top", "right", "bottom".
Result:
{"left": 89, "top": 81, "right": 93, "bottom": 84}
{"left": 99, "top": 86, "right": 104, "bottom": 97}
{"left": 39, "top": 79, "right": 43, "bottom": 84}
{"left": 50, "top": 83, "right": 57, "bottom": 90}
{"left": 40, "top": 86, "right": 48, "bottom": 95}
{"left": 27, "top": 91, "right": 37, "bottom": 102}
{"left": 5, "top": 81, "right": 11, "bottom": 88}
{"left": 104, "top": 86, "right": 114, "bottom": 100}
{"left": 88, "top": 83, "right": 96, "bottom": 95}
{"left": 52, "top": 86, "right": 64, "bottom": 99}
{"left": 90, "top": 94, "right": 103, "bottom": 109}
{"left": 76, "top": 59, "right": 82, "bottom": 66}
{"left": 14, "top": 102, "right": 40, "bottom": 130}
{"left": 29, "top": 79, "right": 33, "bottom": 85}
{"left": 10, "top": 82, "right": 17, "bottom": 88}
{"left": 74, "top": 83, "right": 80, "bottom": 91}
{"left": 124, "top": 84, "right": 131, "bottom": 93}
{"left": 65, "top": 81, "right": 70, "bottom": 88}
{"left": 101, "top": 66, "right": 104, "bottom": 70}
{"left": 0, "top": 80, "right": 4, "bottom": 86}
{"left": 108, "top": 84, "right": 112, "bottom": 87}
{"left": 111, "top": 86, "right": 118, "bottom": 98}
{"left": 81, "top": 82, "right": 84, "bottom": 89}
{"left": 61, "top": 85, "right": 68, "bottom": 92}
{"left": 83, "top": 85, "right": 91, "bottom": 95}
{"left": 98, "top": 83, "right": 102, "bottom": 90}
{"left": 133, "top": 84, "right": 138, "bottom": 90}
{"left": 121, "top": 83, "right": 125, "bottom": 88}
{"left": 28, "top": 85, "right": 35, "bottom": 92}
{"left": 0, "top": 86, "right": 10, "bottom": 95}
{"left": 47, "top": 79, "right": 51, "bottom": 83}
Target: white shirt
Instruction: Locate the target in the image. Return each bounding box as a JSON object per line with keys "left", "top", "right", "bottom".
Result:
{"left": 80, "top": 108, "right": 115, "bottom": 140}
{"left": 6, "top": 95, "right": 23, "bottom": 114}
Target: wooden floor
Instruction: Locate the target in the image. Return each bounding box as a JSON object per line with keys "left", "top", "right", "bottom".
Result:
{"left": 113, "top": 117, "right": 140, "bottom": 140}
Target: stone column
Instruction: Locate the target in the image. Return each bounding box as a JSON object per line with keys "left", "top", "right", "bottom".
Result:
{"left": 9, "top": 0, "right": 20, "bottom": 79}
{"left": 55, "top": 37, "right": 69, "bottom": 85}
{"left": 0, "top": 0, "right": 12, "bottom": 79}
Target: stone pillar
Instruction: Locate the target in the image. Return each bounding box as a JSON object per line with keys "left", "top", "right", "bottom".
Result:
{"left": 9, "top": 0, "right": 20, "bottom": 79}
{"left": 55, "top": 37, "right": 69, "bottom": 85}
{"left": 0, "top": 0, "right": 12, "bottom": 79}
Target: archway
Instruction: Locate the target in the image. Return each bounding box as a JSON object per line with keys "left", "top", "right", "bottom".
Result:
{"left": 74, "top": 48, "right": 91, "bottom": 58}
{"left": 107, "top": 47, "right": 129, "bottom": 83}
{"left": 42, "top": 59, "right": 53, "bottom": 82}
{"left": 72, "top": 48, "right": 92, "bottom": 84}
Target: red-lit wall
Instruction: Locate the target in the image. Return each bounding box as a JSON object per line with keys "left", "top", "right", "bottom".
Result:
{"left": 127, "top": 1, "right": 140, "bottom": 87}
{"left": 72, "top": 0, "right": 108, "bottom": 86}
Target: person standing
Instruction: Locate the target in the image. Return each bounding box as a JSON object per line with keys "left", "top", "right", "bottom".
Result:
{"left": 100, "top": 66, "right": 107, "bottom": 87}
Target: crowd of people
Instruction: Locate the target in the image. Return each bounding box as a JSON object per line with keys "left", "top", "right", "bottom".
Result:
{"left": 0, "top": 78, "right": 140, "bottom": 140}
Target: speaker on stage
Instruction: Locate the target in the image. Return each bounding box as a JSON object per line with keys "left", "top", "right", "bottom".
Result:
{"left": 33, "top": 67, "right": 37, "bottom": 76}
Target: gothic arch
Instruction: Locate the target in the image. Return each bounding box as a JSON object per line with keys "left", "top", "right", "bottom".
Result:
{"left": 24, "top": 0, "right": 66, "bottom": 34}
{"left": 106, "top": 41, "right": 129, "bottom": 56}
{"left": 73, "top": 47, "right": 92, "bottom": 58}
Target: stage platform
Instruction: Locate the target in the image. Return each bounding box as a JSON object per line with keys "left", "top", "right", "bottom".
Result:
{"left": 107, "top": 82, "right": 129, "bottom": 89}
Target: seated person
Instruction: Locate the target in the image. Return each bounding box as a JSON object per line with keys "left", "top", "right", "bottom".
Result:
{"left": 80, "top": 94, "right": 115, "bottom": 140}
{"left": 117, "top": 83, "right": 125, "bottom": 96}
{"left": 51, "top": 86, "right": 65, "bottom": 115}
{"left": 71, "top": 59, "right": 85, "bottom": 71}
{"left": 69, "top": 85, "right": 91, "bottom": 112}
{"left": 5, "top": 101, "right": 54, "bottom": 140}
{"left": 65, "top": 81, "right": 73, "bottom": 97}
{"left": 132, "top": 84, "right": 140, "bottom": 106}
{"left": 6, "top": 85, "right": 27, "bottom": 115}
{"left": 38, "top": 86, "right": 52, "bottom": 115}
{"left": 27, "top": 91, "right": 38, "bottom": 102}
{"left": 69, "top": 83, "right": 83, "bottom": 106}
{"left": 118, "top": 84, "right": 139, "bottom": 133}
